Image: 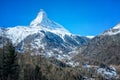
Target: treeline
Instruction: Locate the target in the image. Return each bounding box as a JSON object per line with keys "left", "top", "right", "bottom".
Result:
{"left": 0, "top": 41, "right": 119, "bottom": 80}
{"left": 0, "top": 42, "right": 49, "bottom": 80}
{"left": 0, "top": 42, "right": 83, "bottom": 80}
{"left": 0, "top": 42, "right": 19, "bottom": 80}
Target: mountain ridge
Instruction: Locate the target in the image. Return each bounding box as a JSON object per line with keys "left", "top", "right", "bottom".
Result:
{"left": 73, "top": 22, "right": 120, "bottom": 65}
{"left": 0, "top": 10, "right": 90, "bottom": 60}
{"left": 102, "top": 22, "right": 120, "bottom": 36}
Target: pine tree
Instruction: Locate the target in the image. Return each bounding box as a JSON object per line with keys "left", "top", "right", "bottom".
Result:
{"left": 0, "top": 42, "right": 19, "bottom": 80}
{"left": 34, "top": 65, "right": 47, "bottom": 80}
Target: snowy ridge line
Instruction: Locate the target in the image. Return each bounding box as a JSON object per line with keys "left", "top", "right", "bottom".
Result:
{"left": 2, "top": 10, "right": 71, "bottom": 45}
{"left": 102, "top": 22, "right": 120, "bottom": 36}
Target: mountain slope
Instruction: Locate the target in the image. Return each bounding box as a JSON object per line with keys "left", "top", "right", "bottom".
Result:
{"left": 102, "top": 22, "right": 120, "bottom": 35}
{"left": 0, "top": 10, "right": 89, "bottom": 60}
{"left": 75, "top": 23, "right": 120, "bottom": 65}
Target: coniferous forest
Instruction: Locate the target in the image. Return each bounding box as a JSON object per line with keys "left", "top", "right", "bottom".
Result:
{"left": 0, "top": 41, "right": 82, "bottom": 80}
{"left": 0, "top": 38, "right": 120, "bottom": 80}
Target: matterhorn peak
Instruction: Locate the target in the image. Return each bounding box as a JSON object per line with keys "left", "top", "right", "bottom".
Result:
{"left": 30, "top": 9, "right": 69, "bottom": 29}
{"left": 29, "top": 9, "right": 71, "bottom": 36}
{"left": 30, "top": 9, "right": 48, "bottom": 26}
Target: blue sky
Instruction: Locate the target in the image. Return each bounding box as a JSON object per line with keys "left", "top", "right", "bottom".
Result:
{"left": 0, "top": 0, "right": 120, "bottom": 36}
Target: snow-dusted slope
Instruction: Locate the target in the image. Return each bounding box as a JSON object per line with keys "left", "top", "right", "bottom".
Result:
{"left": 0, "top": 9, "right": 89, "bottom": 59}
{"left": 5, "top": 10, "right": 71, "bottom": 45}
{"left": 113, "top": 22, "right": 120, "bottom": 29}
{"left": 6, "top": 10, "right": 71, "bottom": 44}
{"left": 6, "top": 26, "right": 39, "bottom": 45}
{"left": 86, "top": 36, "right": 95, "bottom": 39}
{"left": 30, "top": 9, "right": 71, "bottom": 37}
{"left": 102, "top": 22, "right": 120, "bottom": 35}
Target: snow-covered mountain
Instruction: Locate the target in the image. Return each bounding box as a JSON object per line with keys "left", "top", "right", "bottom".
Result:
{"left": 0, "top": 9, "right": 89, "bottom": 59}
{"left": 102, "top": 22, "right": 120, "bottom": 35}
{"left": 0, "top": 10, "right": 119, "bottom": 79}
{"left": 3, "top": 10, "right": 71, "bottom": 45}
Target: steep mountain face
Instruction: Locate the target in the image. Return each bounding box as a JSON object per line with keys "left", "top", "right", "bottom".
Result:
{"left": 76, "top": 23, "right": 120, "bottom": 65}
{"left": 0, "top": 10, "right": 89, "bottom": 59}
